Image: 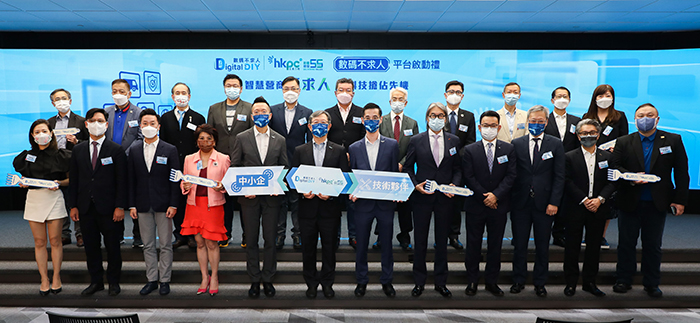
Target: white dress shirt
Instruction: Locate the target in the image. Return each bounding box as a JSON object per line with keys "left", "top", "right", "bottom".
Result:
{"left": 483, "top": 138, "right": 496, "bottom": 157}
{"left": 429, "top": 130, "right": 445, "bottom": 165}
{"left": 144, "top": 138, "right": 159, "bottom": 172}
{"left": 528, "top": 133, "right": 544, "bottom": 164}
{"left": 364, "top": 136, "right": 381, "bottom": 170}
{"left": 89, "top": 136, "right": 106, "bottom": 161}
{"left": 582, "top": 147, "right": 596, "bottom": 199}
{"left": 174, "top": 107, "right": 189, "bottom": 122}
{"left": 554, "top": 112, "right": 568, "bottom": 141}
{"left": 338, "top": 104, "right": 350, "bottom": 123}
{"left": 254, "top": 127, "right": 270, "bottom": 163}
{"left": 505, "top": 107, "right": 517, "bottom": 137}
{"left": 284, "top": 103, "right": 297, "bottom": 133}
{"left": 390, "top": 111, "right": 403, "bottom": 130}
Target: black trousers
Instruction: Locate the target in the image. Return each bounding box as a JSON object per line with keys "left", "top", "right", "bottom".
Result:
{"left": 80, "top": 201, "right": 122, "bottom": 285}
{"left": 372, "top": 200, "right": 413, "bottom": 243}
{"left": 412, "top": 199, "right": 451, "bottom": 286}
{"left": 299, "top": 213, "right": 340, "bottom": 288}
{"left": 241, "top": 200, "right": 280, "bottom": 283}
{"left": 448, "top": 196, "right": 465, "bottom": 239}
{"left": 563, "top": 205, "right": 605, "bottom": 285}
{"left": 616, "top": 200, "right": 666, "bottom": 287}
{"left": 465, "top": 208, "right": 507, "bottom": 284}
{"left": 551, "top": 203, "right": 568, "bottom": 241}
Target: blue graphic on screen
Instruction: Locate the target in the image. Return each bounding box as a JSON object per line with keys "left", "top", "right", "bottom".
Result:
{"left": 1, "top": 49, "right": 700, "bottom": 189}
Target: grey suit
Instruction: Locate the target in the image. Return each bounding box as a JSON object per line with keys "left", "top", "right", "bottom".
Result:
{"left": 105, "top": 102, "right": 143, "bottom": 151}
{"left": 231, "top": 127, "right": 288, "bottom": 283}
{"left": 207, "top": 99, "right": 253, "bottom": 155}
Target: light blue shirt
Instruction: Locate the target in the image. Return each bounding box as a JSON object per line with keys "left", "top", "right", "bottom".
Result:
{"left": 365, "top": 136, "right": 380, "bottom": 170}
{"left": 313, "top": 139, "right": 327, "bottom": 167}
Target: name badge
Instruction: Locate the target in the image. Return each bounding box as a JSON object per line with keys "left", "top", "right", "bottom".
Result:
{"left": 497, "top": 155, "right": 508, "bottom": 164}
{"left": 541, "top": 151, "right": 553, "bottom": 160}
{"left": 352, "top": 116, "right": 363, "bottom": 124}
{"left": 298, "top": 117, "right": 307, "bottom": 126}
{"left": 598, "top": 160, "right": 609, "bottom": 169}
{"left": 25, "top": 154, "right": 37, "bottom": 163}
{"left": 660, "top": 146, "right": 672, "bottom": 155}
{"left": 226, "top": 110, "right": 236, "bottom": 117}
{"left": 449, "top": 147, "right": 457, "bottom": 156}
{"left": 196, "top": 160, "right": 203, "bottom": 170}
{"left": 128, "top": 120, "right": 138, "bottom": 127}
{"left": 156, "top": 156, "right": 168, "bottom": 165}
{"left": 403, "top": 129, "right": 413, "bottom": 136}
{"left": 458, "top": 124, "right": 469, "bottom": 132}
{"left": 569, "top": 124, "right": 576, "bottom": 134}
{"left": 101, "top": 157, "right": 113, "bottom": 165}
{"left": 517, "top": 123, "right": 526, "bottom": 130}
{"left": 603, "top": 126, "right": 613, "bottom": 136}
{"left": 186, "top": 122, "right": 197, "bottom": 131}
{"left": 237, "top": 114, "right": 247, "bottom": 122}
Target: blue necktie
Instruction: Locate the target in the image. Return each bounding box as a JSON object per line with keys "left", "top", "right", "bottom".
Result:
{"left": 177, "top": 110, "right": 184, "bottom": 130}
{"left": 450, "top": 111, "right": 457, "bottom": 134}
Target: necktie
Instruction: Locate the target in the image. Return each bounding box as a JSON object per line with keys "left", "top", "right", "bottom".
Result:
{"left": 487, "top": 142, "right": 494, "bottom": 173}
{"left": 432, "top": 134, "right": 441, "bottom": 166}
{"left": 177, "top": 110, "right": 184, "bottom": 130}
{"left": 394, "top": 115, "right": 400, "bottom": 141}
{"left": 91, "top": 141, "right": 99, "bottom": 170}
{"left": 450, "top": 111, "right": 457, "bottom": 134}
{"left": 532, "top": 137, "right": 541, "bottom": 165}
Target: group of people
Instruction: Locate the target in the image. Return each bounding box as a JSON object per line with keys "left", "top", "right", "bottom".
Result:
{"left": 14, "top": 75, "right": 688, "bottom": 300}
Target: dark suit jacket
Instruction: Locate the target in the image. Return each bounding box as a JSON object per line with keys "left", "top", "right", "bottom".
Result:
{"left": 511, "top": 134, "right": 566, "bottom": 212}
{"left": 545, "top": 112, "right": 581, "bottom": 152}
{"left": 48, "top": 111, "right": 89, "bottom": 151}
{"left": 444, "top": 108, "right": 477, "bottom": 153}
{"left": 207, "top": 99, "right": 253, "bottom": 155}
{"left": 610, "top": 130, "right": 689, "bottom": 213}
{"left": 564, "top": 147, "right": 617, "bottom": 219}
{"left": 462, "top": 140, "right": 517, "bottom": 214}
{"left": 105, "top": 102, "right": 143, "bottom": 150}
{"left": 126, "top": 140, "right": 181, "bottom": 213}
{"left": 230, "top": 127, "right": 289, "bottom": 207}
{"left": 325, "top": 103, "right": 365, "bottom": 149}
{"left": 348, "top": 135, "right": 399, "bottom": 212}
{"left": 270, "top": 102, "right": 313, "bottom": 161}
{"left": 379, "top": 113, "right": 419, "bottom": 166}
{"left": 69, "top": 138, "right": 127, "bottom": 216}
{"left": 404, "top": 131, "right": 462, "bottom": 204}
{"left": 159, "top": 107, "right": 206, "bottom": 167}
{"left": 292, "top": 140, "right": 350, "bottom": 218}
{"left": 584, "top": 111, "right": 629, "bottom": 147}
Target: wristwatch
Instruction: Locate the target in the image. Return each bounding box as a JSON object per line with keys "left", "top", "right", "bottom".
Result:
{"left": 597, "top": 196, "right": 606, "bottom": 204}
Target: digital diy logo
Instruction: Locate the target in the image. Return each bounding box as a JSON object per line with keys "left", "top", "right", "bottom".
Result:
{"left": 215, "top": 58, "right": 260, "bottom": 71}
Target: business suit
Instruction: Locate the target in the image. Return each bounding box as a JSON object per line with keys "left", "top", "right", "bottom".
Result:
{"left": 443, "top": 107, "right": 476, "bottom": 241}
{"left": 462, "top": 139, "right": 517, "bottom": 285}
{"left": 69, "top": 138, "right": 127, "bottom": 285}
{"left": 404, "top": 130, "right": 461, "bottom": 287}
{"left": 496, "top": 107, "right": 528, "bottom": 143}
{"left": 348, "top": 135, "right": 399, "bottom": 285}
{"left": 292, "top": 140, "right": 349, "bottom": 289}
{"left": 611, "top": 129, "right": 689, "bottom": 288}
{"left": 591, "top": 111, "right": 628, "bottom": 147}
{"left": 231, "top": 127, "right": 288, "bottom": 283}
{"left": 563, "top": 147, "right": 616, "bottom": 287}
{"left": 270, "top": 102, "right": 313, "bottom": 242}
{"left": 510, "top": 134, "right": 565, "bottom": 287}
{"left": 127, "top": 139, "right": 180, "bottom": 284}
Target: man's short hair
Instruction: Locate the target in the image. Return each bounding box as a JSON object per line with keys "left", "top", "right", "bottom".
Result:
{"left": 112, "top": 79, "right": 131, "bottom": 89}
{"left": 282, "top": 76, "right": 300, "bottom": 87}
{"left": 139, "top": 108, "right": 160, "bottom": 124}
{"left": 445, "top": 80, "right": 464, "bottom": 92}
{"left": 50, "top": 88, "right": 71, "bottom": 101}
{"left": 503, "top": 82, "right": 520, "bottom": 92}
{"left": 363, "top": 103, "right": 382, "bottom": 117}
{"left": 252, "top": 96, "right": 271, "bottom": 112}
{"left": 576, "top": 118, "right": 601, "bottom": 135}
{"left": 86, "top": 108, "right": 108, "bottom": 121}
{"left": 335, "top": 78, "right": 354, "bottom": 92}
{"left": 223, "top": 74, "right": 242, "bottom": 86}
{"left": 389, "top": 86, "right": 408, "bottom": 100}
{"left": 171, "top": 82, "right": 191, "bottom": 95}
{"left": 527, "top": 105, "right": 549, "bottom": 119}
{"left": 551, "top": 86, "right": 570, "bottom": 99}
{"left": 635, "top": 102, "right": 658, "bottom": 113}
{"left": 309, "top": 110, "right": 331, "bottom": 125}
{"left": 425, "top": 102, "right": 448, "bottom": 119}
{"left": 480, "top": 110, "right": 500, "bottom": 123}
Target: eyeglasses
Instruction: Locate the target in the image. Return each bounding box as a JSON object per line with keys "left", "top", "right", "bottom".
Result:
{"left": 363, "top": 116, "right": 380, "bottom": 121}
{"left": 282, "top": 87, "right": 299, "bottom": 91}
{"left": 310, "top": 121, "right": 329, "bottom": 125}
{"left": 445, "top": 90, "right": 463, "bottom": 95}
{"left": 390, "top": 98, "right": 406, "bottom": 103}
{"left": 580, "top": 131, "right": 598, "bottom": 136}
{"left": 429, "top": 113, "right": 446, "bottom": 119}
{"left": 528, "top": 120, "right": 546, "bottom": 124}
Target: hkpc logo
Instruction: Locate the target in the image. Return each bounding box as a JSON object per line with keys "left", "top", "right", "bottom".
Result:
{"left": 268, "top": 56, "right": 323, "bottom": 71}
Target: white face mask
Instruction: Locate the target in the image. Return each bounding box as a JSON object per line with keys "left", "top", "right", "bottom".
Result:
{"left": 173, "top": 95, "right": 189, "bottom": 108}
{"left": 446, "top": 94, "right": 462, "bottom": 106}
{"left": 34, "top": 132, "right": 52, "bottom": 146}
{"left": 225, "top": 87, "right": 240, "bottom": 101}
{"left": 283, "top": 91, "right": 299, "bottom": 104}
{"left": 141, "top": 126, "right": 158, "bottom": 139}
{"left": 596, "top": 97, "right": 613, "bottom": 109}
{"left": 87, "top": 121, "right": 107, "bottom": 137}
{"left": 480, "top": 127, "right": 498, "bottom": 141}
{"left": 553, "top": 98, "right": 569, "bottom": 110}
{"left": 336, "top": 92, "right": 352, "bottom": 105}
{"left": 113, "top": 94, "right": 128, "bottom": 106}
{"left": 390, "top": 101, "right": 405, "bottom": 114}
{"left": 54, "top": 100, "right": 71, "bottom": 114}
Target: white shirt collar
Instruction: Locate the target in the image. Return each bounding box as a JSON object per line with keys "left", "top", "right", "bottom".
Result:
{"left": 90, "top": 135, "right": 106, "bottom": 146}
{"left": 554, "top": 111, "right": 567, "bottom": 119}
{"left": 528, "top": 133, "right": 544, "bottom": 141}
{"left": 390, "top": 111, "right": 403, "bottom": 121}
{"left": 254, "top": 126, "right": 269, "bottom": 137}
{"left": 57, "top": 111, "right": 71, "bottom": 119}
{"left": 144, "top": 138, "right": 159, "bottom": 148}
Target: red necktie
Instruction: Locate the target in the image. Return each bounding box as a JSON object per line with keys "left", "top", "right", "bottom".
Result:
{"left": 394, "top": 115, "right": 400, "bottom": 141}
{"left": 91, "top": 141, "right": 99, "bottom": 169}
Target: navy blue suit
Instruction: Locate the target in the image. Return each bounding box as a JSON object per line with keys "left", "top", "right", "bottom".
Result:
{"left": 126, "top": 140, "right": 181, "bottom": 212}
{"left": 348, "top": 135, "right": 399, "bottom": 285}
{"left": 404, "top": 130, "right": 461, "bottom": 286}
{"left": 462, "top": 139, "right": 517, "bottom": 284}
{"left": 510, "top": 134, "right": 565, "bottom": 286}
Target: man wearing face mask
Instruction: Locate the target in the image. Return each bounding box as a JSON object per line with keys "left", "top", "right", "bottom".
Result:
{"left": 496, "top": 82, "right": 528, "bottom": 143}
{"left": 208, "top": 74, "right": 254, "bottom": 248}
{"left": 544, "top": 86, "right": 581, "bottom": 248}
{"left": 126, "top": 109, "right": 180, "bottom": 296}
{"left": 611, "top": 103, "right": 689, "bottom": 298}
{"left": 160, "top": 82, "right": 206, "bottom": 250}
{"left": 462, "top": 110, "right": 517, "bottom": 297}
{"left": 510, "top": 105, "right": 565, "bottom": 297}
{"left": 325, "top": 78, "right": 365, "bottom": 249}
{"left": 105, "top": 79, "right": 143, "bottom": 248}
{"left": 270, "top": 76, "right": 312, "bottom": 251}
{"left": 69, "top": 108, "right": 127, "bottom": 296}
{"left": 230, "top": 97, "right": 288, "bottom": 299}
{"left": 47, "top": 88, "right": 88, "bottom": 247}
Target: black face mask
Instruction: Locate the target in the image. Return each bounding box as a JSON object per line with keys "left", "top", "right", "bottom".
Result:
{"left": 580, "top": 135, "right": 597, "bottom": 148}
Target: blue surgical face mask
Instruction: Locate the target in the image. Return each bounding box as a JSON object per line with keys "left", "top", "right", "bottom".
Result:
{"left": 363, "top": 119, "right": 380, "bottom": 133}
{"left": 636, "top": 117, "right": 658, "bottom": 133}
{"left": 504, "top": 93, "right": 519, "bottom": 106}
{"left": 428, "top": 117, "right": 445, "bottom": 132}
{"left": 253, "top": 114, "right": 270, "bottom": 128}
{"left": 528, "top": 122, "right": 546, "bottom": 136}
{"left": 311, "top": 123, "right": 329, "bottom": 138}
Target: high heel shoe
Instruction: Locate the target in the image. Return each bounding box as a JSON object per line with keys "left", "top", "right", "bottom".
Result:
{"left": 196, "top": 276, "right": 210, "bottom": 295}
{"left": 50, "top": 286, "right": 62, "bottom": 294}
{"left": 209, "top": 278, "right": 218, "bottom": 296}
{"left": 39, "top": 289, "right": 50, "bottom": 296}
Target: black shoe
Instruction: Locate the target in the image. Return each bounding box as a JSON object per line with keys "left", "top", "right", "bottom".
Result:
{"left": 411, "top": 285, "right": 424, "bottom": 297}
{"left": 485, "top": 283, "right": 504, "bottom": 297}
{"left": 50, "top": 286, "right": 62, "bottom": 294}
{"left": 613, "top": 282, "right": 632, "bottom": 293}
{"left": 218, "top": 239, "right": 230, "bottom": 248}
{"left": 644, "top": 285, "right": 663, "bottom": 298}
{"left": 354, "top": 283, "right": 367, "bottom": 297}
{"left": 132, "top": 238, "right": 144, "bottom": 248}
{"left": 81, "top": 283, "right": 104, "bottom": 296}
{"left": 248, "top": 283, "right": 260, "bottom": 298}
{"left": 348, "top": 237, "right": 357, "bottom": 250}
{"left": 139, "top": 281, "right": 159, "bottom": 295}
{"left": 582, "top": 283, "right": 605, "bottom": 297}
{"left": 306, "top": 285, "right": 317, "bottom": 299}
{"left": 335, "top": 238, "right": 340, "bottom": 251}
{"left": 62, "top": 237, "right": 71, "bottom": 245}
{"left": 263, "top": 282, "right": 275, "bottom": 297}
{"left": 382, "top": 283, "right": 396, "bottom": 297}
{"left": 564, "top": 285, "right": 576, "bottom": 296}
{"left": 449, "top": 237, "right": 464, "bottom": 250}
{"left": 510, "top": 283, "right": 525, "bottom": 294}
{"left": 552, "top": 237, "right": 566, "bottom": 248}
{"left": 172, "top": 239, "right": 188, "bottom": 249}
{"left": 108, "top": 283, "right": 121, "bottom": 296}
{"left": 322, "top": 285, "right": 335, "bottom": 298}
{"left": 39, "top": 289, "right": 50, "bottom": 296}
{"left": 397, "top": 233, "right": 412, "bottom": 251}
{"left": 434, "top": 285, "right": 452, "bottom": 297}
{"left": 240, "top": 233, "right": 246, "bottom": 248}
{"left": 535, "top": 285, "right": 547, "bottom": 297}
{"left": 187, "top": 239, "right": 197, "bottom": 249}
{"left": 465, "top": 283, "right": 477, "bottom": 296}
{"left": 275, "top": 235, "right": 285, "bottom": 250}
{"left": 159, "top": 282, "right": 170, "bottom": 295}
{"left": 76, "top": 235, "right": 84, "bottom": 247}
{"left": 400, "top": 242, "right": 412, "bottom": 251}
{"left": 372, "top": 240, "right": 381, "bottom": 250}
{"left": 292, "top": 235, "right": 302, "bottom": 250}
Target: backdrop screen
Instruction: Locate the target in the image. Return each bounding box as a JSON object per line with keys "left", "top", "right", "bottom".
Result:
{"left": 1, "top": 49, "right": 699, "bottom": 188}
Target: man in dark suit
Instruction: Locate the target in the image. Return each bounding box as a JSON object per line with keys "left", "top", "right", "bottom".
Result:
{"left": 462, "top": 110, "right": 517, "bottom": 297}
{"left": 545, "top": 86, "right": 582, "bottom": 247}
{"left": 207, "top": 74, "right": 254, "bottom": 247}
{"left": 160, "top": 82, "right": 206, "bottom": 249}
{"left": 510, "top": 105, "right": 565, "bottom": 297}
{"left": 404, "top": 102, "right": 461, "bottom": 298}
{"left": 270, "top": 76, "right": 312, "bottom": 250}
{"left": 291, "top": 110, "right": 350, "bottom": 299}
{"left": 611, "top": 103, "right": 689, "bottom": 298}
{"left": 68, "top": 108, "right": 126, "bottom": 296}
{"left": 563, "top": 118, "right": 616, "bottom": 297}
{"left": 230, "top": 96, "right": 289, "bottom": 299}
{"left": 348, "top": 103, "right": 400, "bottom": 298}
{"left": 47, "top": 88, "right": 88, "bottom": 247}
{"left": 443, "top": 80, "right": 476, "bottom": 250}
{"left": 325, "top": 78, "right": 365, "bottom": 249}
{"left": 126, "top": 108, "right": 180, "bottom": 296}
